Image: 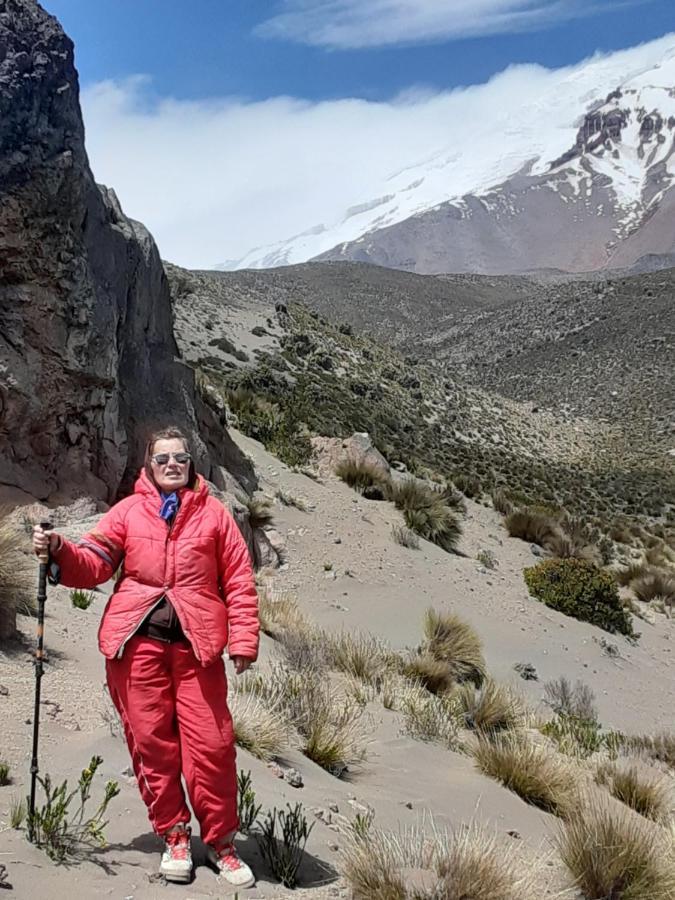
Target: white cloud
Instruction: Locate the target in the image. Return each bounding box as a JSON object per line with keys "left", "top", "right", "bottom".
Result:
{"left": 80, "top": 34, "right": 675, "bottom": 269}
{"left": 257, "top": 0, "right": 636, "bottom": 50}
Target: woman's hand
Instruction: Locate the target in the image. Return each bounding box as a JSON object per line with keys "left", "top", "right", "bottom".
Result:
{"left": 32, "top": 525, "right": 59, "bottom": 557}
{"left": 231, "top": 656, "right": 252, "bottom": 675}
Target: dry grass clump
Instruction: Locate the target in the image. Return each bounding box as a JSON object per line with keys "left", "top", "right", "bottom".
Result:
{"left": 402, "top": 653, "right": 456, "bottom": 696}
{"left": 399, "top": 681, "right": 462, "bottom": 748}
{"left": 275, "top": 667, "right": 371, "bottom": 777}
{"left": 257, "top": 586, "right": 309, "bottom": 639}
{"left": 391, "top": 523, "right": 420, "bottom": 549}
{"left": 422, "top": 608, "right": 486, "bottom": 687}
{"left": 0, "top": 510, "right": 34, "bottom": 642}
{"left": 342, "top": 822, "right": 542, "bottom": 900}
{"left": 327, "top": 630, "right": 392, "bottom": 685}
{"left": 595, "top": 762, "right": 672, "bottom": 823}
{"left": 335, "top": 458, "right": 391, "bottom": 500}
{"left": 631, "top": 568, "right": 675, "bottom": 608}
{"left": 244, "top": 494, "right": 275, "bottom": 529}
{"left": 557, "top": 798, "right": 675, "bottom": 899}
{"left": 390, "top": 479, "right": 463, "bottom": 554}
{"left": 472, "top": 733, "right": 577, "bottom": 816}
{"left": 544, "top": 677, "right": 597, "bottom": 723}
{"left": 505, "top": 507, "right": 559, "bottom": 547}
{"left": 506, "top": 507, "right": 601, "bottom": 563}
{"left": 458, "top": 680, "right": 525, "bottom": 734}
{"left": 624, "top": 733, "right": 675, "bottom": 770}
{"left": 229, "top": 681, "right": 289, "bottom": 761}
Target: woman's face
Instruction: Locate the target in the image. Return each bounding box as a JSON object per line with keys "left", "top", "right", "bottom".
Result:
{"left": 150, "top": 438, "right": 191, "bottom": 493}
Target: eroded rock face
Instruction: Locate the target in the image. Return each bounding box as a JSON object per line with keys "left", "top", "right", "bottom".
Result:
{"left": 0, "top": 0, "right": 254, "bottom": 501}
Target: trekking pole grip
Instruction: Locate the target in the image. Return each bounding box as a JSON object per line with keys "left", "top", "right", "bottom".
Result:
{"left": 38, "top": 520, "right": 53, "bottom": 564}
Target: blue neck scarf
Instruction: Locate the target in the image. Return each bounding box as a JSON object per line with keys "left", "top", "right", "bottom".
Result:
{"left": 159, "top": 491, "right": 180, "bottom": 522}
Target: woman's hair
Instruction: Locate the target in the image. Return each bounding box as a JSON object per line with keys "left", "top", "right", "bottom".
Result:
{"left": 143, "top": 426, "right": 197, "bottom": 489}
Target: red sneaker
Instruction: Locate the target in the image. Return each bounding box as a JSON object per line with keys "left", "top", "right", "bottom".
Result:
{"left": 210, "top": 840, "right": 256, "bottom": 888}
{"left": 160, "top": 826, "right": 192, "bottom": 883}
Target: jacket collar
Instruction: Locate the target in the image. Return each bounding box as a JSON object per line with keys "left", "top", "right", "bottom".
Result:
{"left": 134, "top": 469, "right": 208, "bottom": 509}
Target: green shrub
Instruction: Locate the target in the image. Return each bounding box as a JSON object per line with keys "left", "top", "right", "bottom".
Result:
{"left": 524, "top": 558, "right": 635, "bottom": 636}
{"left": 256, "top": 803, "right": 314, "bottom": 888}
{"left": 237, "top": 770, "right": 261, "bottom": 835}
{"left": 26, "top": 755, "right": 120, "bottom": 862}
{"left": 70, "top": 590, "right": 95, "bottom": 611}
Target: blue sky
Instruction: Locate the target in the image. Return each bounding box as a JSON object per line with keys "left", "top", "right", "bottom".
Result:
{"left": 46, "top": 0, "right": 673, "bottom": 103}
{"left": 42, "top": 1, "right": 675, "bottom": 268}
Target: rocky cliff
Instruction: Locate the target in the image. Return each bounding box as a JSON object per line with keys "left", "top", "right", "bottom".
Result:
{"left": 0, "top": 0, "right": 254, "bottom": 502}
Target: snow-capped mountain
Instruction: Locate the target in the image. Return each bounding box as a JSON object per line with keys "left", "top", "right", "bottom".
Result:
{"left": 223, "top": 43, "right": 675, "bottom": 275}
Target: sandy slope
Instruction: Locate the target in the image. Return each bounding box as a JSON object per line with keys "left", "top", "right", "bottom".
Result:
{"left": 0, "top": 430, "right": 672, "bottom": 898}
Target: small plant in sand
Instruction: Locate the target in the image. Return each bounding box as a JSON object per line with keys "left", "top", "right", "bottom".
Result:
{"left": 10, "top": 796, "right": 26, "bottom": 829}
{"left": 256, "top": 802, "right": 314, "bottom": 889}
{"left": 476, "top": 549, "right": 498, "bottom": 570}
{"left": 26, "top": 755, "right": 120, "bottom": 862}
{"left": 0, "top": 762, "right": 10, "bottom": 786}
{"left": 230, "top": 681, "right": 289, "bottom": 761}
{"left": 237, "top": 770, "right": 262, "bottom": 835}
{"left": 472, "top": 733, "right": 576, "bottom": 817}
{"left": 342, "top": 821, "right": 542, "bottom": 900}
{"left": 524, "top": 558, "right": 635, "bottom": 636}
{"left": 70, "top": 589, "right": 95, "bottom": 611}
{"left": 391, "top": 523, "right": 420, "bottom": 550}
{"left": 557, "top": 798, "right": 675, "bottom": 899}
{"left": 595, "top": 762, "right": 672, "bottom": 823}
{"left": 275, "top": 488, "right": 308, "bottom": 511}
{"left": 422, "top": 607, "right": 486, "bottom": 687}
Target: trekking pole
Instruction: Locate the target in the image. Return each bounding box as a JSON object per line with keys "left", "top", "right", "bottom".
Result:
{"left": 28, "top": 520, "right": 53, "bottom": 841}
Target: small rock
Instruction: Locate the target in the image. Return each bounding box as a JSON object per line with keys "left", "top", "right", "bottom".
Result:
{"left": 267, "top": 762, "right": 284, "bottom": 779}
{"left": 328, "top": 802, "right": 339, "bottom": 813}
{"left": 120, "top": 765, "right": 134, "bottom": 778}
{"left": 284, "top": 768, "right": 303, "bottom": 788}
{"left": 0, "top": 684, "right": 9, "bottom": 696}
{"left": 507, "top": 830, "right": 521, "bottom": 839}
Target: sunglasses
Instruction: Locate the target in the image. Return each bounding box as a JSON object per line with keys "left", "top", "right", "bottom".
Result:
{"left": 151, "top": 452, "right": 191, "bottom": 466}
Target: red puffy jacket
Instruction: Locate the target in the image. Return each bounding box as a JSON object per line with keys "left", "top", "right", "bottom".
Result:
{"left": 52, "top": 471, "right": 259, "bottom": 666}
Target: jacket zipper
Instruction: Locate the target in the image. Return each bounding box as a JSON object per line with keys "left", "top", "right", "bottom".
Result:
{"left": 116, "top": 496, "right": 201, "bottom": 663}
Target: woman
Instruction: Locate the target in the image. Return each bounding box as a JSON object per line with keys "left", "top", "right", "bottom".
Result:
{"left": 32, "top": 427, "right": 259, "bottom": 888}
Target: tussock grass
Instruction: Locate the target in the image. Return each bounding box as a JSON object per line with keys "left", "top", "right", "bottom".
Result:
{"left": 624, "top": 733, "right": 675, "bottom": 770}
{"left": 399, "top": 681, "right": 462, "bottom": 747}
{"left": 615, "top": 561, "right": 649, "bottom": 587}
{"left": 230, "top": 683, "right": 289, "bottom": 761}
{"left": 342, "top": 821, "right": 542, "bottom": 900}
{"left": 595, "top": 762, "right": 672, "bottom": 823}
{"left": 558, "top": 798, "right": 675, "bottom": 899}
{"left": 244, "top": 494, "right": 275, "bottom": 529}
{"left": 257, "top": 586, "right": 309, "bottom": 640}
{"left": 390, "top": 479, "right": 462, "bottom": 554}
{"left": 327, "top": 631, "right": 392, "bottom": 685}
{"left": 335, "top": 458, "right": 391, "bottom": 499}
{"left": 274, "top": 667, "right": 370, "bottom": 777}
{"left": 0, "top": 510, "right": 34, "bottom": 641}
{"left": 402, "top": 653, "right": 456, "bottom": 696}
{"left": 459, "top": 680, "right": 525, "bottom": 734}
{"left": 632, "top": 568, "right": 675, "bottom": 607}
{"left": 423, "top": 608, "right": 486, "bottom": 687}
{"left": 472, "top": 733, "right": 577, "bottom": 816}
{"left": 391, "top": 523, "right": 420, "bottom": 549}
{"left": 505, "top": 508, "right": 559, "bottom": 547}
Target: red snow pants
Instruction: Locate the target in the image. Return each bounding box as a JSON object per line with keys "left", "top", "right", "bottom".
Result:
{"left": 106, "top": 635, "right": 239, "bottom": 845}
